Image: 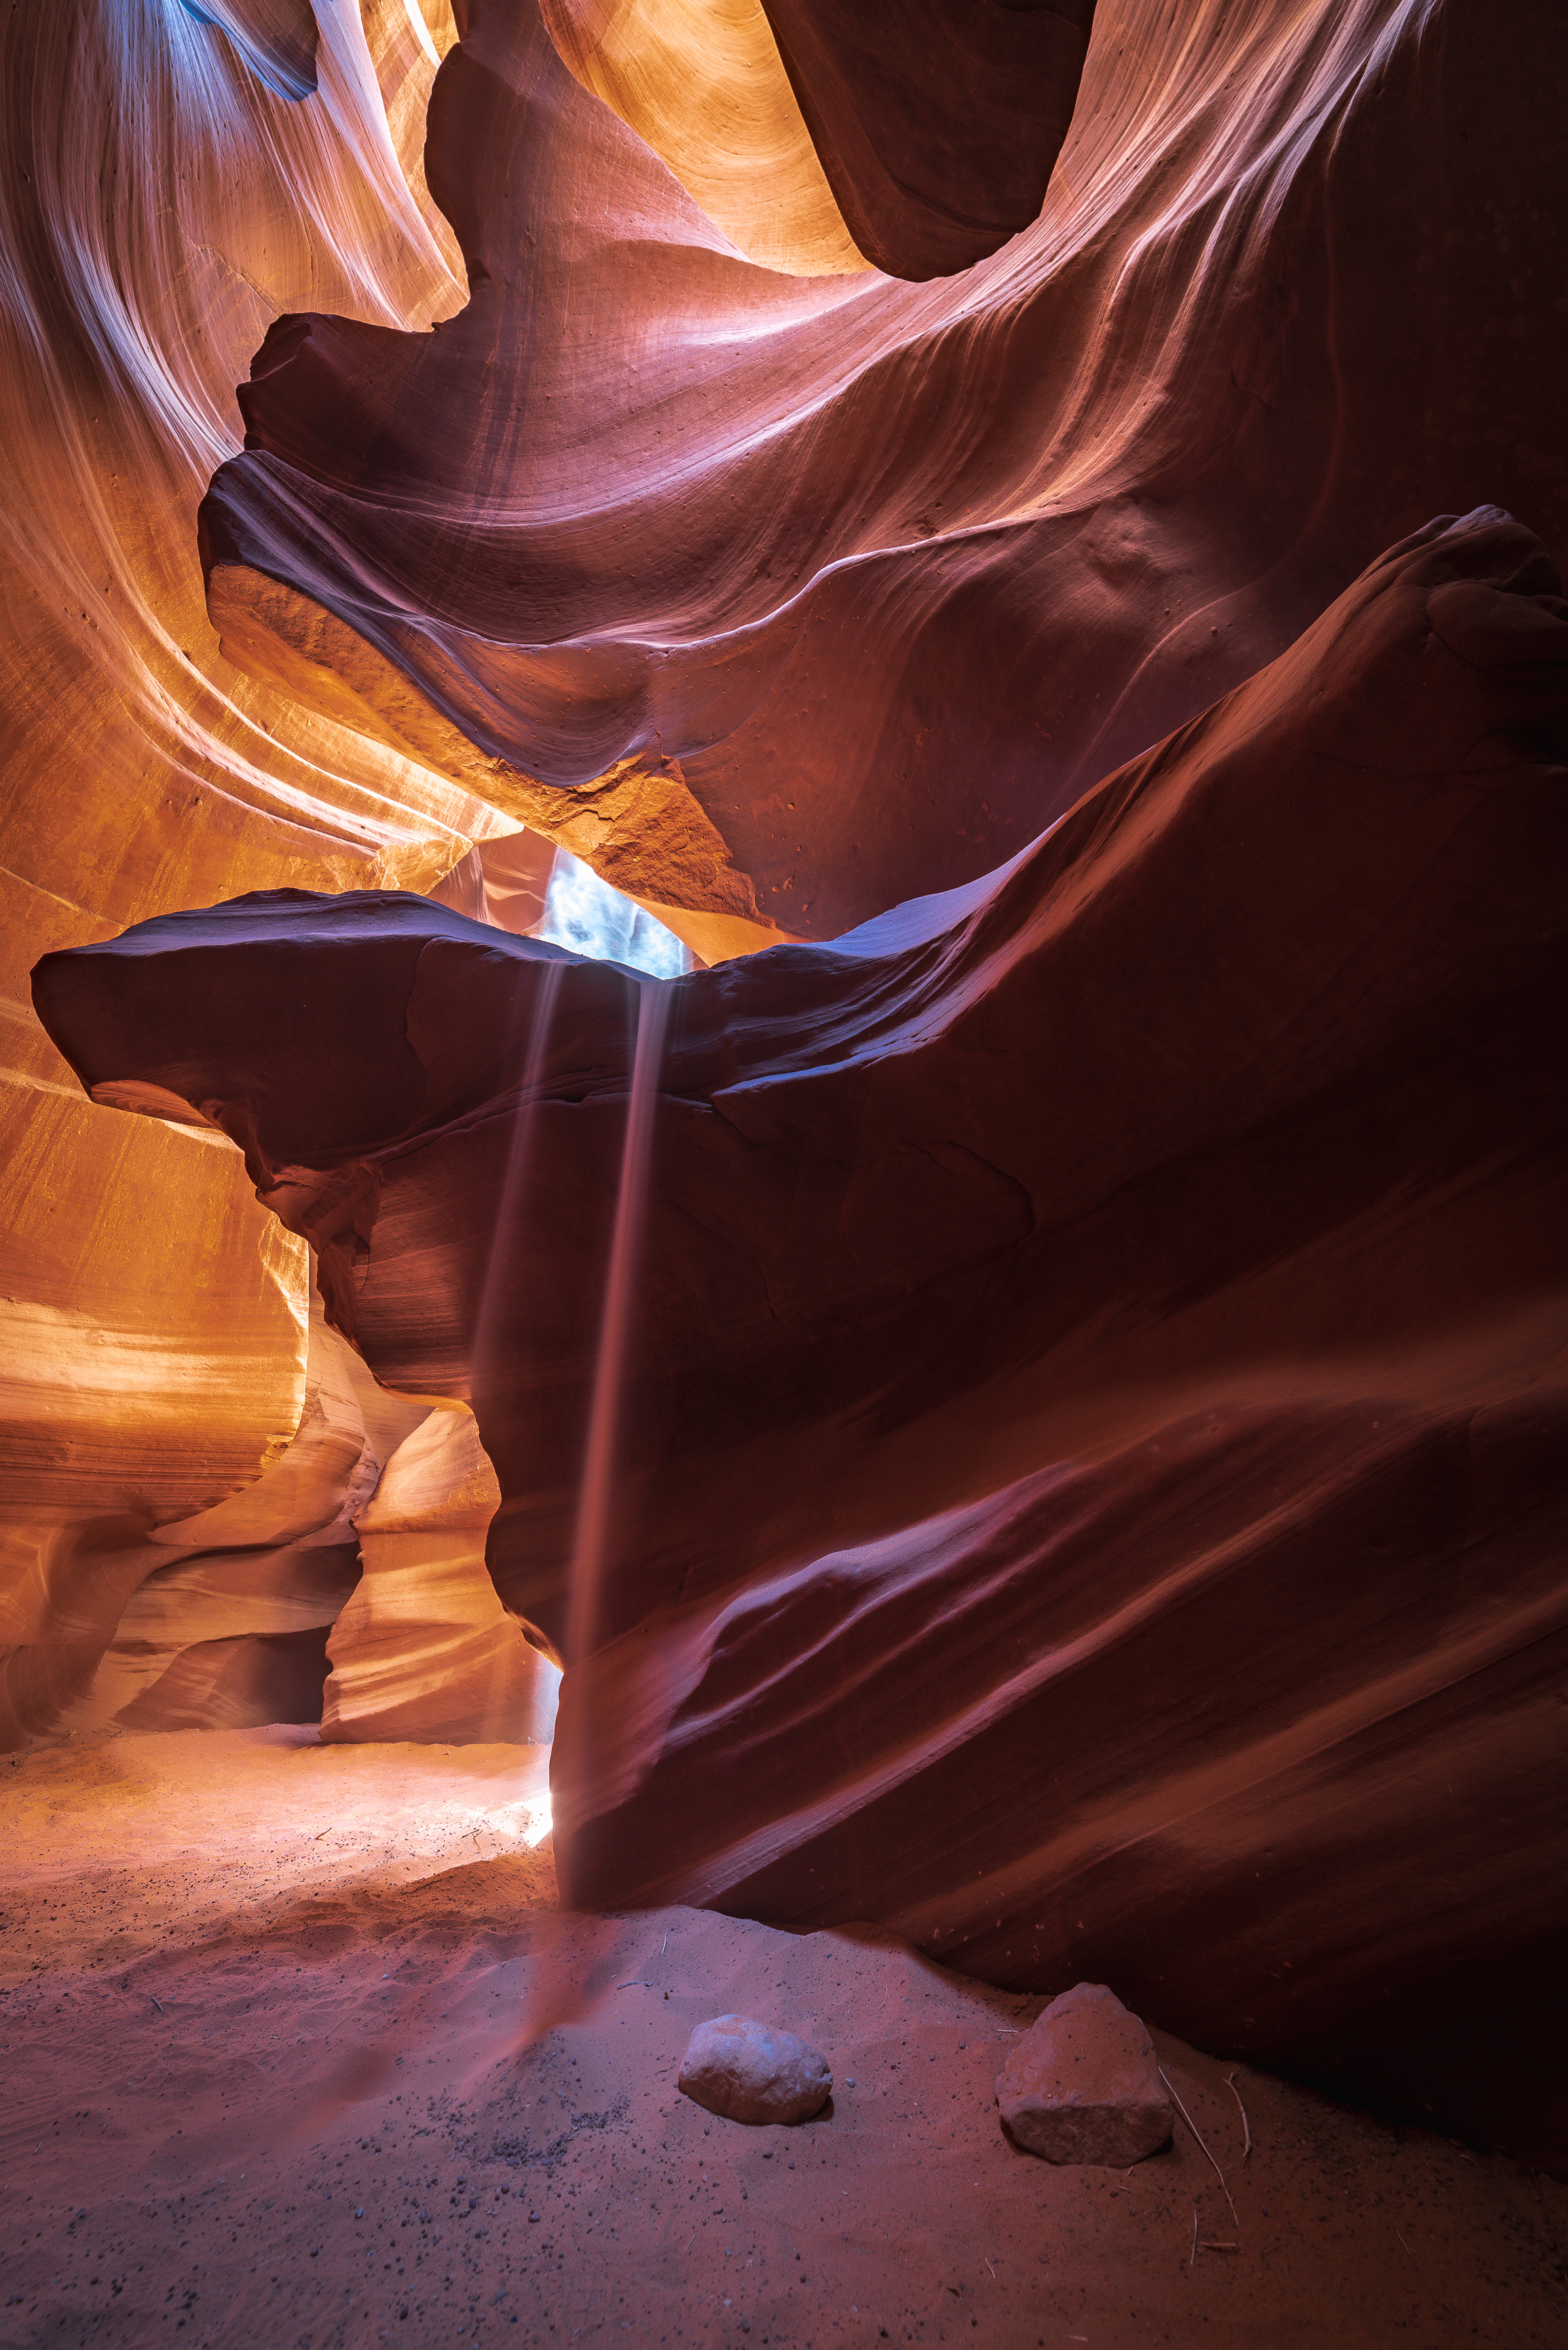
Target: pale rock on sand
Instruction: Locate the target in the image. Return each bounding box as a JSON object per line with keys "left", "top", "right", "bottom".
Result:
{"left": 4, "top": 1733, "right": 1565, "bottom": 2347}
{"left": 679, "top": 2013, "right": 833, "bottom": 2124}
{"left": 997, "top": 1981, "right": 1174, "bottom": 2165}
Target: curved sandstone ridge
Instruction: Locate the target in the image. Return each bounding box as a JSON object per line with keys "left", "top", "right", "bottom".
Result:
{"left": 203, "top": 0, "right": 1567, "bottom": 949}
{"left": 538, "top": 0, "right": 868, "bottom": 278}
{"left": 754, "top": 0, "right": 1096, "bottom": 278}
{"left": 184, "top": 0, "right": 321, "bottom": 102}
{"left": 37, "top": 1285, "right": 424, "bottom": 1746}
{"left": 0, "top": 0, "right": 529, "bottom": 1725}
{"left": 323, "top": 1397, "right": 561, "bottom": 1744}
{"left": 35, "top": 511, "right": 1568, "bottom": 2163}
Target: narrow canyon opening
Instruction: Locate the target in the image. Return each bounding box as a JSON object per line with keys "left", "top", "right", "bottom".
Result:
{"left": 3, "top": 0, "right": 1566, "bottom": 2343}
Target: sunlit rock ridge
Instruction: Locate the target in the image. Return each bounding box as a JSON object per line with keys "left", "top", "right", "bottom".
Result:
{"left": 4, "top": 0, "right": 1567, "bottom": 2173}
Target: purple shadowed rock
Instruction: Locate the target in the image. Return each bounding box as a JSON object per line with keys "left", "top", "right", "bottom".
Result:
{"left": 678, "top": 2015, "right": 833, "bottom": 2125}
{"left": 996, "top": 1983, "right": 1174, "bottom": 2165}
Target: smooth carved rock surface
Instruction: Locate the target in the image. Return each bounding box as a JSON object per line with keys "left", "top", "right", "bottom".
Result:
{"left": 4, "top": 0, "right": 1564, "bottom": 1753}
{"left": 0, "top": 0, "right": 525, "bottom": 1739}
{"left": 540, "top": 0, "right": 867, "bottom": 278}
{"left": 996, "top": 1985, "right": 1173, "bottom": 2167}
{"left": 322, "top": 1400, "right": 561, "bottom": 1746}
{"left": 202, "top": 0, "right": 1567, "bottom": 955}
{"left": 187, "top": 0, "right": 320, "bottom": 103}
{"left": 34, "top": 508, "right": 1568, "bottom": 2165}
{"left": 51, "top": 1285, "right": 425, "bottom": 1742}
{"left": 678, "top": 2015, "right": 832, "bottom": 2125}
{"left": 755, "top": 0, "right": 1096, "bottom": 278}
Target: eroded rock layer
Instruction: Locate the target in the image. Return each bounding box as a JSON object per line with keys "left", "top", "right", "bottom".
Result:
{"left": 755, "top": 0, "right": 1096, "bottom": 278}
{"left": 39, "top": 1283, "right": 417, "bottom": 1746}
{"left": 35, "top": 510, "right": 1568, "bottom": 2162}
{"left": 204, "top": 0, "right": 1567, "bottom": 948}
{"left": 324, "top": 1399, "right": 560, "bottom": 1745}
{"left": 0, "top": 0, "right": 539, "bottom": 1736}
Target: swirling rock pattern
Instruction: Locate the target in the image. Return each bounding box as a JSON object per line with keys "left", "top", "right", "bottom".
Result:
{"left": 539, "top": 0, "right": 867, "bottom": 276}
{"left": 35, "top": 509, "right": 1568, "bottom": 2163}
{"left": 324, "top": 1399, "right": 560, "bottom": 1744}
{"left": 184, "top": 0, "right": 320, "bottom": 102}
{"left": 0, "top": 0, "right": 526, "bottom": 1738}
{"left": 5, "top": 0, "right": 1567, "bottom": 2177}
{"left": 204, "top": 0, "right": 1567, "bottom": 955}
{"left": 11, "top": 0, "right": 1558, "bottom": 1710}
{"left": 44, "top": 1282, "right": 425, "bottom": 1744}
{"left": 4, "top": 1, "right": 1565, "bottom": 1710}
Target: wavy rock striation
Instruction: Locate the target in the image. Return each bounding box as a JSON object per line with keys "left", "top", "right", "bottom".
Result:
{"left": 14, "top": 1, "right": 1557, "bottom": 1732}
{"left": 0, "top": 0, "right": 544, "bottom": 1735}
{"left": 324, "top": 1399, "right": 560, "bottom": 1745}
{"left": 204, "top": 0, "right": 1567, "bottom": 953}
{"left": 35, "top": 509, "right": 1568, "bottom": 2163}
{"left": 539, "top": 0, "right": 868, "bottom": 277}
{"left": 34, "top": 1282, "right": 423, "bottom": 1745}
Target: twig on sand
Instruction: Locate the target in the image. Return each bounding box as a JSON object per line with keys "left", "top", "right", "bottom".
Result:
{"left": 1199, "top": 2241, "right": 1239, "bottom": 2253}
{"left": 1225, "top": 2071, "right": 1252, "bottom": 2158}
{"left": 1161, "top": 2067, "right": 1239, "bottom": 2228}
{"left": 150, "top": 1995, "right": 164, "bottom": 2014}
{"left": 1190, "top": 2208, "right": 1199, "bottom": 2269}
{"left": 616, "top": 1980, "right": 652, "bottom": 1989}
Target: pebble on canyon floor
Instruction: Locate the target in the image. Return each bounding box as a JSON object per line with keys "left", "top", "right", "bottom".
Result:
{"left": 995, "top": 1982, "right": 1174, "bottom": 2165}
{"left": 677, "top": 2015, "right": 833, "bottom": 2125}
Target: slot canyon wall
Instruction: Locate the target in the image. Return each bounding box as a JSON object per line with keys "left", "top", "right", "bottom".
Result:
{"left": 3, "top": 0, "right": 1566, "bottom": 2168}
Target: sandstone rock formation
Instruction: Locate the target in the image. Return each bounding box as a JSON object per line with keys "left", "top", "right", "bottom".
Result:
{"left": 33, "top": 506, "right": 1568, "bottom": 2161}
{"left": 185, "top": 0, "right": 321, "bottom": 102}
{"left": 754, "top": 0, "right": 1096, "bottom": 278}
{"left": 0, "top": 0, "right": 529, "bottom": 1738}
{"left": 5, "top": 3, "right": 1565, "bottom": 1723}
{"left": 322, "top": 1400, "right": 560, "bottom": 1745}
{"left": 46, "top": 1284, "right": 421, "bottom": 1742}
{"left": 996, "top": 1984, "right": 1173, "bottom": 2167}
{"left": 4, "top": 0, "right": 1567, "bottom": 2182}
{"left": 539, "top": 0, "right": 867, "bottom": 277}
{"left": 201, "top": 0, "right": 1567, "bottom": 957}
{"left": 678, "top": 2015, "right": 833, "bottom": 2126}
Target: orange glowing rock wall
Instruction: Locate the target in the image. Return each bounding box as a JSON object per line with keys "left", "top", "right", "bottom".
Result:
{"left": 202, "top": 0, "right": 1565, "bottom": 951}
{"left": 0, "top": 0, "right": 531, "bottom": 1738}
{"left": 31, "top": 503, "right": 1568, "bottom": 2165}
{"left": 323, "top": 1400, "right": 560, "bottom": 1746}
{"left": 5, "top": 0, "right": 1568, "bottom": 2167}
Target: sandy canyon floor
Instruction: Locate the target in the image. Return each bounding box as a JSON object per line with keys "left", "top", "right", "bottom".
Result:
{"left": 0, "top": 1730, "right": 1563, "bottom": 2350}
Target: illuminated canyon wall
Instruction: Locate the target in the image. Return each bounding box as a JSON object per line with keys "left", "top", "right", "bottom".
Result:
{"left": 4, "top": 0, "right": 1567, "bottom": 2165}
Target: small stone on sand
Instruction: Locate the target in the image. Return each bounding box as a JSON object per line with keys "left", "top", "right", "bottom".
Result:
{"left": 996, "top": 1982, "right": 1173, "bottom": 2165}
{"left": 678, "top": 2014, "right": 832, "bottom": 2125}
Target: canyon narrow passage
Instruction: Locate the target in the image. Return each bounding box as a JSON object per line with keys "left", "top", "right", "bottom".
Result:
{"left": 3, "top": 0, "right": 1565, "bottom": 2342}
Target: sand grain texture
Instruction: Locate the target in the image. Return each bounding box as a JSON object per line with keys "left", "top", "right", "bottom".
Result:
{"left": 2, "top": 1731, "right": 1565, "bottom": 2349}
